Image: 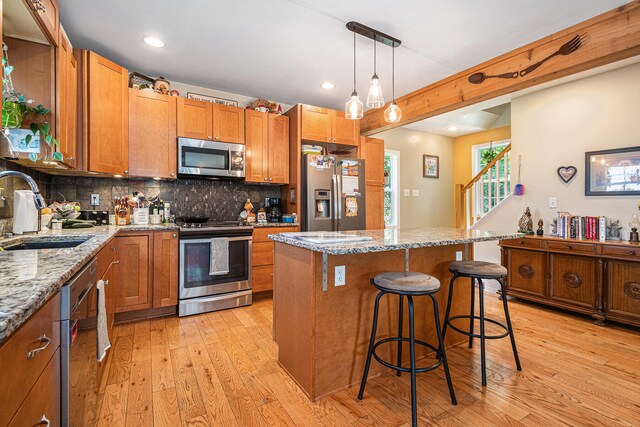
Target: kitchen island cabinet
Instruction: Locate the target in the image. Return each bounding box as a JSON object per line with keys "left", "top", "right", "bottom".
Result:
{"left": 251, "top": 225, "right": 298, "bottom": 295}
{"left": 269, "top": 227, "right": 521, "bottom": 400}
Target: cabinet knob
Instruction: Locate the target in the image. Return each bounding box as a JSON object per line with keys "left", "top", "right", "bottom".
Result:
{"left": 111, "top": 246, "right": 116, "bottom": 251}
{"left": 172, "top": 233, "right": 177, "bottom": 238}
{"left": 124, "top": 170, "right": 129, "bottom": 174}
{"left": 207, "top": 136, "right": 212, "bottom": 140}
{"left": 215, "top": 136, "right": 220, "bottom": 141}
{"left": 630, "top": 251, "right": 636, "bottom": 256}
{"left": 66, "top": 157, "right": 74, "bottom": 161}
{"left": 33, "top": 0, "right": 46, "bottom": 12}
{"left": 269, "top": 177, "right": 273, "bottom": 181}
{"left": 566, "top": 245, "right": 572, "bottom": 249}
{"left": 264, "top": 177, "right": 268, "bottom": 181}
{"left": 170, "top": 173, "right": 175, "bottom": 177}
{"left": 38, "top": 415, "right": 50, "bottom": 426}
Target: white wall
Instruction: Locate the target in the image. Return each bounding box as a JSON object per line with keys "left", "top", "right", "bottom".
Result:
{"left": 377, "top": 127, "right": 455, "bottom": 228}
{"left": 473, "top": 62, "right": 640, "bottom": 263}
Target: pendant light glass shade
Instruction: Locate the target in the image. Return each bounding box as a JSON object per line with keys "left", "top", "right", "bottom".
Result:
{"left": 384, "top": 101, "right": 402, "bottom": 123}
{"left": 345, "top": 91, "right": 363, "bottom": 120}
{"left": 366, "top": 74, "right": 384, "bottom": 108}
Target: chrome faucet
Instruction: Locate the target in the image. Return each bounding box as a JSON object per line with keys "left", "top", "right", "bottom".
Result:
{"left": 0, "top": 170, "right": 47, "bottom": 210}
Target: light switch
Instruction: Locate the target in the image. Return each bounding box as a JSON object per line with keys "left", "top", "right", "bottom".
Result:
{"left": 403, "top": 189, "right": 410, "bottom": 197}
{"left": 90, "top": 194, "right": 100, "bottom": 206}
{"left": 412, "top": 189, "right": 420, "bottom": 197}
{"left": 548, "top": 197, "right": 557, "bottom": 208}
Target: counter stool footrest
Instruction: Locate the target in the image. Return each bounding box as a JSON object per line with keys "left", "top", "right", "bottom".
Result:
{"left": 372, "top": 337, "right": 442, "bottom": 374}
{"left": 446, "top": 315, "right": 510, "bottom": 340}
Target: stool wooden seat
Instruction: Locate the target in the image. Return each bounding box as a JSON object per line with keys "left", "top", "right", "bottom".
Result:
{"left": 449, "top": 260, "right": 507, "bottom": 278}
{"left": 374, "top": 271, "right": 441, "bottom": 293}
{"left": 359, "top": 271, "right": 456, "bottom": 427}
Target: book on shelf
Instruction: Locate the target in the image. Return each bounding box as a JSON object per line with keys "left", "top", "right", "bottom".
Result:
{"left": 555, "top": 212, "right": 607, "bottom": 241}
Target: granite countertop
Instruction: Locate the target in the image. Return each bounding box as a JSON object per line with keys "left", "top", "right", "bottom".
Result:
{"left": 0, "top": 223, "right": 179, "bottom": 343}
{"left": 252, "top": 222, "right": 299, "bottom": 228}
{"left": 268, "top": 227, "right": 524, "bottom": 255}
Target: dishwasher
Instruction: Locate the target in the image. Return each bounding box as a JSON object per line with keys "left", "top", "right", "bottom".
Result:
{"left": 60, "top": 258, "right": 97, "bottom": 427}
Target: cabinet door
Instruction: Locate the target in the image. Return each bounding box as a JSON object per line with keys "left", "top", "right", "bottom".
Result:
{"left": 365, "top": 185, "right": 384, "bottom": 230}
{"left": 26, "top": 0, "right": 59, "bottom": 46}
{"left": 128, "top": 89, "right": 177, "bottom": 178}
{"left": 549, "top": 254, "right": 598, "bottom": 308}
{"left": 606, "top": 260, "right": 640, "bottom": 324}
{"left": 213, "top": 104, "right": 245, "bottom": 144}
{"left": 56, "top": 25, "right": 69, "bottom": 165}
{"left": 115, "top": 233, "right": 152, "bottom": 312}
{"left": 153, "top": 231, "right": 179, "bottom": 308}
{"left": 253, "top": 265, "right": 274, "bottom": 293}
{"left": 245, "top": 110, "right": 269, "bottom": 183}
{"left": 301, "top": 105, "right": 331, "bottom": 142}
{"left": 176, "top": 97, "right": 213, "bottom": 140}
{"left": 363, "top": 137, "right": 384, "bottom": 186}
{"left": 87, "top": 51, "right": 129, "bottom": 175}
{"left": 66, "top": 45, "right": 78, "bottom": 168}
{"left": 332, "top": 110, "right": 359, "bottom": 146}
{"left": 268, "top": 113, "right": 289, "bottom": 184}
{"left": 506, "top": 249, "right": 546, "bottom": 298}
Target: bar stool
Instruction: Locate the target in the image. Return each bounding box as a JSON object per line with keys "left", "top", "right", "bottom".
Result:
{"left": 358, "top": 271, "right": 457, "bottom": 427}
{"left": 441, "top": 261, "right": 522, "bottom": 387}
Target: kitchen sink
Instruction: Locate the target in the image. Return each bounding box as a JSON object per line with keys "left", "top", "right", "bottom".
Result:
{"left": 1, "top": 237, "right": 91, "bottom": 251}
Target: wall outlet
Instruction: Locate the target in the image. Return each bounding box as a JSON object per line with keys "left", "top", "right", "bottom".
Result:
{"left": 90, "top": 194, "right": 100, "bottom": 206}
{"left": 412, "top": 189, "right": 420, "bottom": 197}
{"left": 335, "top": 265, "right": 346, "bottom": 286}
{"left": 403, "top": 189, "right": 410, "bottom": 197}
{"left": 456, "top": 251, "right": 463, "bottom": 261}
{"left": 548, "top": 197, "right": 557, "bottom": 208}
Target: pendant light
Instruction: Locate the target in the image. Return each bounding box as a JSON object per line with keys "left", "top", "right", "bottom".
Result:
{"left": 366, "top": 40, "right": 384, "bottom": 108}
{"left": 384, "top": 45, "right": 402, "bottom": 123}
{"left": 345, "top": 32, "right": 363, "bottom": 120}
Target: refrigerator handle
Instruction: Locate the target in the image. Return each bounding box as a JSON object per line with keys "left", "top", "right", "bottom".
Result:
{"left": 331, "top": 174, "right": 337, "bottom": 231}
{"left": 336, "top": 174, "right": 342, "bottom": 222}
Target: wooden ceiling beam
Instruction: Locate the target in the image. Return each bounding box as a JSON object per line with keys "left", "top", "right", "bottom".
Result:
{"left": 360, "top": 1, "right": 640, "bottom": 135}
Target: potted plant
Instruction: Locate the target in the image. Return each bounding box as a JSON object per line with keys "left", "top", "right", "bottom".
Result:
{"left": 2, "top": 42, "right": 60, "bottom": 162}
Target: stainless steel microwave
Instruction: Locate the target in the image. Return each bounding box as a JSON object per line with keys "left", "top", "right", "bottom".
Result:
{"left": 178, "top": 138, "right": 245, "bottom": 178}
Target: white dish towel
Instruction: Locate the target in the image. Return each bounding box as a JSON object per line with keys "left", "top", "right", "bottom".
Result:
{"left": 96, "top": 279, "right": 111, "bottom": 362}
{"left": 209, "top": 238, "right": 230, "bottom": 276}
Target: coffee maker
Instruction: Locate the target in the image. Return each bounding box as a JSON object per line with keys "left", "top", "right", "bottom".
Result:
{"left": 265, "top": 198, "right": 282, "bottom": 222}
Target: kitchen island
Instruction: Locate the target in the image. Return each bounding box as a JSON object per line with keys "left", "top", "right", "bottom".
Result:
{"left": 268, "top": 227, "right": 522, "bottom": 400}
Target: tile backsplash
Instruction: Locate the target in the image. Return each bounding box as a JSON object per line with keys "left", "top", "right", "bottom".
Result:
{"left": 50, "top": 176, "right": 283, "bottom": 220}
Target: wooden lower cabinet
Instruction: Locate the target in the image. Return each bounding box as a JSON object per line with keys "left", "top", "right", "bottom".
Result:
{"left": 501, "top": 236, "right": 640, "bottom": 326}
{"left": 115, "top": 230, "right": 179, "bottom": 316}
{"left": 252, "top": 226, "right": 298, "bottom": 294}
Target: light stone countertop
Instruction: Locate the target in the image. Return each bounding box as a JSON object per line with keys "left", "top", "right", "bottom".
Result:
{"left": 0, "top": 223, "right": 179, "bottom": 343}
{"left": 268, "top": 227, "right": 524, "bottom": 255}
{"left": 251, "top": 222, "right": 299, "bottom": 228}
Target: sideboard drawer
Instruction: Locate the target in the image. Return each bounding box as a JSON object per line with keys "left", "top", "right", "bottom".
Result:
{"left": 504, "top": 238, "right": 542, "bottom": 249}
{"left": 547, "top": 241, "right": 595, "bottom": 255}
{"left": 602, "top": 245, "right": 640, "bottom": 260}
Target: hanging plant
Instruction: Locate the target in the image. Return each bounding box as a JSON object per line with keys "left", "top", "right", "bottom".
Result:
{"left": 2, "top": 42, "right": 61, "bottom": 162}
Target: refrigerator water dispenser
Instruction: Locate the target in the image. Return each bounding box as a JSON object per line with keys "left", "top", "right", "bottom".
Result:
{"left": 314, "top": 190, "right": 331, "bottom": 219}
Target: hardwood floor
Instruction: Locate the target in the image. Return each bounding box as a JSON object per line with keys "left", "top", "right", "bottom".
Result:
{"left": 96, "top": 290, "right": 640, "bottom": 426}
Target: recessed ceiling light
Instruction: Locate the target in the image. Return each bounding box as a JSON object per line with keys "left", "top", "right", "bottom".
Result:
{"left": 448, "top": 125, "right": 458, "bottom": 131}
{"left": 144, "top": 37, "right": 165, "bottom": 48}
{"left": 321, "top": 81, "right": 336, "bottom": 90}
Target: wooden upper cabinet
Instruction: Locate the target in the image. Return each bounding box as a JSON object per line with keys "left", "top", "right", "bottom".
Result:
{"left": 85, "top": 51, "right": 129, "bottom": 175}
{"left": 128, "top": 89, "right": 177, "bottom": 179}
{"left": 176, "top": 97, "right": 213, "bottom": 140}
{"left": 56, "top": 25, "right": 77, "bottom": 168}
{"left": 213, "top": 104, "right": 245, "bottom": 144}
{"left": 245, "top": 110, "right": 269, "bottom": 183}
{"left": 153, "top": 231, "right": 179, "bottom": 308}
{"left": 332, "top": 110, "right": 359, "bottom": 146}
{"left": 301, "top": 105, "right": 331, "bottom": 142}
{"left": 25, "top": 0, "right": 59, "bottom": 46}
{"left": 301, "top": 104, "right": 359, "bottom": 146}
{"left": 363, "top": 137, "right": 384, "bottom": 187}
{"left": 115, "top": 233, "right": 152, "bottom": 312}
{"left": 269, "top": 114, "right": 289, "bottom": 184}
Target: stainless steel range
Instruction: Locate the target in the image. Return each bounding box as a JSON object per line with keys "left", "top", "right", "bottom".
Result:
{"left": 178, "top": 221, "right": 252, "bottom": 316}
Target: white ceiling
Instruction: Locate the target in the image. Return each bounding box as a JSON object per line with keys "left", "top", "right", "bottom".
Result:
{"left": 59, "top": 0, "right": 628, "bottom": 110}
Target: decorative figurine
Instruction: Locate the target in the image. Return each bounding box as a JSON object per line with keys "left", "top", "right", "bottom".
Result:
{"left": 537, "top": 219, "right": 544, "bottom": 236}
{"left": 629, "top": 214, "right": 640, "bottom": 243}
{"left": 550, "top": 217, "right": 558, "bottom": 236}
{"left": 606, "top": 219, "right": 623, "bottom": 241}
{"left": 153, "top": 76, "right": 170, "bottom": 95}
{"left": 517, "top": 207, "right": 534, "bottom": 234}
{"left": 244, "top": 199, "right": 255, "bottom": 223}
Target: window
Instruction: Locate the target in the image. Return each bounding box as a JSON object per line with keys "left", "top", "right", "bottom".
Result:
{"left": 384, "top": 150, "right": 400, "bottom": 228}
{"left": 472, "top": 139, "right": 511, "bottom": 216}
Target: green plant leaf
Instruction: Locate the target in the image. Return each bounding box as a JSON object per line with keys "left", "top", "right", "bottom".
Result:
{"left": 52, "top": 138, "right": 59, "bottom": 147}
{"left": 30, "top": 122, "right": 39, "bottom": 134}
{"left": 25, "top": 134, "right": 32, "bottom": 145}
{"left": 3, "top": 65, "right": 13, "bottom": 75}
{"left": 41, "top": 122, "right": 50, "bottom": 134}
{"left": 45, "top": 134, "right": 53, "bottom": 144}
{"left": 28, "top": 153, "right": 37, "bottom": 162}
{"left": 18, "top": 95, "right": 25, "bottom": 102}
{"left": 52, "top": 151, "right": 63, "bottom": 161}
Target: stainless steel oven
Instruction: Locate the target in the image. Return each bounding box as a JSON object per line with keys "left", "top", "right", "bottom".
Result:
{"left": 178, "top": 138, "right": 245, "bottom": 178}
{"left": 179, "top": 224, "right": 252, "bottom": 316}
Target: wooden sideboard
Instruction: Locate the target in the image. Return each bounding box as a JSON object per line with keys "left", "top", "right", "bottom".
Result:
{"left": 499, "top": 236, "right": 640, "bottom": 327}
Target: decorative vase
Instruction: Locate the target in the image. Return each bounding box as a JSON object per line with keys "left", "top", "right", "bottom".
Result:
{"left": 629, "top": 214, "right": 640, "bottom": 243}
{"left": 2, "top": 101, "right": 23, "bottom": 129}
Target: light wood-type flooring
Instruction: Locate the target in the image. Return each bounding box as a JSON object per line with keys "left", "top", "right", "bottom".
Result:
{"left": 95, "top": 291, "right": 640, "bottom": 426}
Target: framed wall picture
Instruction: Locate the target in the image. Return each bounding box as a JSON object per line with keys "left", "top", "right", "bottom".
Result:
{"left": 423, "top": 154, "right": 439, "bottom": 178}
{"left": 186, "top": 92, "right": 239, "bottom": 106}
{"left": 585, "top": 146, "right": 640, "bottom": 196}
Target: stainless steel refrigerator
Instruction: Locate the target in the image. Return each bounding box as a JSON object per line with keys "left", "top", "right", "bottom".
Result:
{"left": 300, "top": 154, "right": 366, "bottom": 231}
